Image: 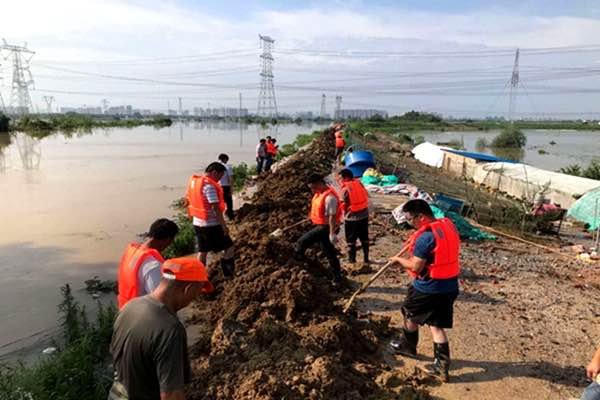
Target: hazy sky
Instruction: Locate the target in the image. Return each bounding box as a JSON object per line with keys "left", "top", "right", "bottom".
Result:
{"left": 2, "top": 0, "right": 600, "bottom": 117}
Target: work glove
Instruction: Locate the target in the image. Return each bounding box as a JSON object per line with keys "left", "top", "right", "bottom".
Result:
{"left": 329, "top": 233, "right": 337, "bottom": 245}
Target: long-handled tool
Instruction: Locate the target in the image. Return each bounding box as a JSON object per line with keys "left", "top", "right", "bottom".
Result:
{"left": 269, "top": 219, "right": 309, "bottom": 238}
{"left": 343, "top": 243, "right": 410, "bottom": 313}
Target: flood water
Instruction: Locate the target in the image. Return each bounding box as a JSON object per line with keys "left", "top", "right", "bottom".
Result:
{"left": 0, "top": 121, "right": 326, "bottom": 358}
{"left": 418, "top": 129, "right": 600, "bottom": 171}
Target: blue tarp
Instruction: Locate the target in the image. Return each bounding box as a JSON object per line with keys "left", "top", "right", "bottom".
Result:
{"left": 444, "top": 149, "right": 518, "bottom": 164}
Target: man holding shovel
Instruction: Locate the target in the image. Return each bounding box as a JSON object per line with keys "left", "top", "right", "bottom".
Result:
{"left": 293, "top": 174, "right": 343, "bottom": 285}
{"left": 389, "top": 199, "right": 460, "bottom": 383}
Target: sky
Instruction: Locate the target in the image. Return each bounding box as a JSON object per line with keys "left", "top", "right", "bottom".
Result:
{"left": 2, "top": 0, "right": 600, "bottom": 118}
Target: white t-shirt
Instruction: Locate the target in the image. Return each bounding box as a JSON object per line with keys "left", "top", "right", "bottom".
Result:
{"left": 219, "top": 161, "right": 233, "bottom": 187}
{"left": 136, "top": 256, "right": 162, "bottom": 296}
{"left": 192, "top": 183, "right": 221, "bottom": 227}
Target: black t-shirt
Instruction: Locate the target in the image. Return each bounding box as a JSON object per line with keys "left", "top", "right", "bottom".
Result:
{"left": 110, "top": 296, "right": 190, "bottom": 400}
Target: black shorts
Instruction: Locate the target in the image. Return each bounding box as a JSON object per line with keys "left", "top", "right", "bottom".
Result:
{"left": 401, "top": 285, "right": 458, "bottom": 329}
{"left": 194, "top": 225, "right": 233, "bottom": 253}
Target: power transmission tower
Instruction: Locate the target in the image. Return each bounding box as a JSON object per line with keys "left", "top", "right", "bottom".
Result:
{"left": 0, "top": 40, "right": 35, "bottom": 115}
{"left": 508, "top": 48, "right": 520, "bottom": 122}
{"left": 335, "top": 95, "right": 342, "bottom": 119}
{"left": 320, "top": 94, "right": 326, "bottom": 119}
{"left": 178, "top": 97, "right": 183, "bottom": 117}
{"left": 257, "top": 34, "right": 278, "bottom": 118}
{"left": 42, "top": 96, "right": 54, "bottom": 114}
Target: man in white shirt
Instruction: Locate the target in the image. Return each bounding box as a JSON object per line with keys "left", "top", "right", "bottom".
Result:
{"left": 185, "top": 162, "right": 235, "bottom": 278}
{"left": 218, "top": 153, "right": 235, "bottom": 220}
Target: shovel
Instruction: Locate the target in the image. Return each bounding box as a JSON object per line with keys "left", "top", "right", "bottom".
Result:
{"left": 342, "top": 243, "right": 410, "bottom": 313}
{"left": 269, "top": 219, "right": 309, "bottom": 238}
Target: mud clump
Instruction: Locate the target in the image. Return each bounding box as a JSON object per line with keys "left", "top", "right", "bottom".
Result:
{"left": 185, "top": 129, "right": 430, "bottom": 399}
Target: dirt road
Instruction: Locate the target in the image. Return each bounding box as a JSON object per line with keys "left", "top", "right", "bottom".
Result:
{"left": 349, "top": 213, "right": 599, "bottom": 399}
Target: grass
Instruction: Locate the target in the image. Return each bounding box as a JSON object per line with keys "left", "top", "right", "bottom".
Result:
{"left": 232, "top": 162, "right": 254, "bottom": 192}
{"left": 560, "top": 160, "right": 600, "bottom": 180}
{"left": 0, "top": 284, "right": 116, "bottom": 400}
{"left": 277, "top": 130, "right": 322, "bottom": 158}
{"left": 162, "top": 200, "right": 196, "bottom": 259}
{"left": 12, "top": 114, "right": 173, "bottom": 136}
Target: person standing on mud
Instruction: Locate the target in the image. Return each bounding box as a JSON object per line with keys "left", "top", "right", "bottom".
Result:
{"left": 265, "top": 137, "right": 278, "bottom": 171}
{"left": 256, "top": 138, "right": 267, "bottom": 174}
{"left": 339, "top": 168, "right": 370, "bottom": 265}
{"left": 217, "top": 153, "right": 235, "bottom": 220}
{"left": 293, "top": 174, "right": 343, "bottom": 284}
{"left": 109, "top": 257, "right": 214, "bottom": 400}
{"left": 184, "top": 162, "right": 235, "bottom": 278}
{"left": 388, "top": 199, "right": 460, "bottom": 383}
{"left": 117, "top": 218, "right": 179, "bottom": 310}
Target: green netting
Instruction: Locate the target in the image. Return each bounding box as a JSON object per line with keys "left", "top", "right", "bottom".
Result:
{"left": 380, "top": 175, "right": 399, "bottom": 186}
{"left": 360, "top": 174, "right": 399, "bottom": 187}
{"left": 361, "top": 175, "right": 380, "bottom": 185}
{"left": 430, "top": 205, "right": 497, "bottom": 241}
{"left": 568, "top": 187, "right": 600, "bottom": 232}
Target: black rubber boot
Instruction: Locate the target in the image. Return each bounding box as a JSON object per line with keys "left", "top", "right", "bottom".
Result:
{"left": 423, "top": 342, "right": 450, "bottom": 382}
{"left": 362, "top": 243, "right": 369, "bottom": 264}
{"left": 390, "top": 328, "right": 418, "bottom": 358}
{"left": 221, "top": 258, "right": 235, "bottom": 278}
{"left": 347, "top": 244, "right": 357, "bottom": 263}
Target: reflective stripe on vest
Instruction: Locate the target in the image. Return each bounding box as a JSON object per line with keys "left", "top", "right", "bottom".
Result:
{"left": 406, "top": 217, "right": 460, "bottom": 279}
{"left": 186, "top": 175, "right": 226, "bottom": 219}
{"left": 117, "top": 243, "right": 164, "bottom": 309}
{"left": 342, "top": 179, "right": 369, "bottom": 213}
{"left": 310, "top": 187, "right": 342, "bottom": 225}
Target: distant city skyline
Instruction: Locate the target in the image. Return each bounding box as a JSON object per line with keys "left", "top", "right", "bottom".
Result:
{"left": 2, "top": 0, "right": 600, "bottom": 119}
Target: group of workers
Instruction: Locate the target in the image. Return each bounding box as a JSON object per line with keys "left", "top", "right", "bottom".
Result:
{"left": 107, "top": 123, "right": 493, "bottom": 398}
{"left": 255, "top": 136, "right": 278, "bottom": 174}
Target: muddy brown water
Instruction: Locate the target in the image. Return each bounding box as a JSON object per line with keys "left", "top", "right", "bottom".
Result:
{"left": 0, "top": 121, "right": 327, "bottom": 358}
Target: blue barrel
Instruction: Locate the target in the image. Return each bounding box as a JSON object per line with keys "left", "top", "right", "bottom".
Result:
{"left": 344, "top": 150, "right": 375, "bottom": 178}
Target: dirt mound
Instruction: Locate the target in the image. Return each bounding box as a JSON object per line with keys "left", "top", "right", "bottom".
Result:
{"left": 185, "top": 128, "right": 430, "bottom": 399}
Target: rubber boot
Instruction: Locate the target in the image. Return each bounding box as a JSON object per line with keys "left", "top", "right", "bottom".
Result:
{"left": 423, "top": 342, "right": 450, "bottom": 382}
{"left": 221, "top": 258, "right": 235, "bottom": 278}
{"left": 362, "top": 243, "right": 369, "bottom": 265}
{"left": 390, "top": 328, "right": 418, "bottom": 358}
{"left": 347, "top": 244, "right": 357, "bottom": 263}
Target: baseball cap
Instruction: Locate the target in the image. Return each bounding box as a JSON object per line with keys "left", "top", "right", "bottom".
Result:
{"left": 161, "top": 257, "right": 214, "bottom": 294}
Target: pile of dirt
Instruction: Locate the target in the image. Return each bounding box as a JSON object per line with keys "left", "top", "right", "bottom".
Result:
{"left": 185, "top": 128, "right": 430, "bottom": 399}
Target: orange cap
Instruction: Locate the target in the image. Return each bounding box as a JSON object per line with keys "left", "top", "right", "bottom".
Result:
{"left": 161, "top": 257, "right": 214, "bottom": 294}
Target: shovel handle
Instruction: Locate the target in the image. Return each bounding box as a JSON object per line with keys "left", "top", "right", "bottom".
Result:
{"left": 342, "top": 243, "right": 410, "bottom": 313}
{"left": 281, "top": 218, "right": 309, "bottom": 233}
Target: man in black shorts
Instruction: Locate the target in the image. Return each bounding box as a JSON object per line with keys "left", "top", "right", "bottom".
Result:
{"left": 185, "top": 162, "right": 235, "bottom": 277}
{"left": 388, "top": 199, "right": 460, "bottom": 382}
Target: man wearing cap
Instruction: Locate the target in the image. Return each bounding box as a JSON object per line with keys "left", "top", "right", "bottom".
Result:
{"left": 108, "top": 257, "right": 213, "bottom": 400}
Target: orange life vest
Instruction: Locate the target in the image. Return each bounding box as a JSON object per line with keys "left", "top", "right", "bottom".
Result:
{"left": 406, "top": 217, "right": 460, "bottom": 279}
{"left": 266, "top": 141, "right": 277, "bottom": 156}
{"left": 310, "top": 187, "right": 343, "bottom": 225}
{"left": 341, "top": 179, "right": 369, "bottom": 213}
{"left": 117, "top": 243, "right": 164, "bottom": 309}
{"left": 186, "top": 175, "right": 226, "bottom": 220}
{"left": 334, "top": 131, "right": 345, "bottom": 148}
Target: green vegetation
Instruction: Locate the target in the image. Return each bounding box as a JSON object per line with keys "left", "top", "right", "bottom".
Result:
{"left": 560, "top": 160, "right": 600, "bottom": 180}
{"left": 0, "top": 284, "right": 116, "bottom": 400}
{"left": 84, "top": 276, "right": 117, "bottom": 293}
{"left": 537, "top": 149, "right": 548, "bottom": 155}
{"left": 348, "top": 111, "right": 449, "bottom": 134}
{"left": 232, "top": 162, "right": 254, "bottom": 192}
{"left": 0, "top": 112, "right": 9, "bottom": 133}
{"left": 490, "top": 126, "right": 527, "bottom": 148}
{"left": 163, "top": 200, "right": 196, "bottom": 259}
{"left": 436, "top": 139, "right": 464, "bottom": 150}
{"left": 12, "top": 114, "right": 172, "bottom": 135}
{"left": 277, "top": 130, "right": 322, "bottom": 158}
{"left": 475, "top": 137, "right": 488, "bottom": 150}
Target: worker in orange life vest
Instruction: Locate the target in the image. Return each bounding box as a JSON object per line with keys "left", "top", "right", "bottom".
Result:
{"left": 264, "top": 137, "right": 278, "bottom": 172}
{"left": 334, "top": 130, "right": 345, "bottom": 158}
{"left": 184, "top": 162, "right": 235, "bottom": 278}
{"left": 388, "top": 199, "right": 460, "bottom": 383}
{"left": 117, "top": 218, "right": 179, "bottom": 309}
{"left": 293, "top": 173, "right": 343, "bottom": 285}
{"left": 338, "top": 168, "right": 370, "bottom": 265}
